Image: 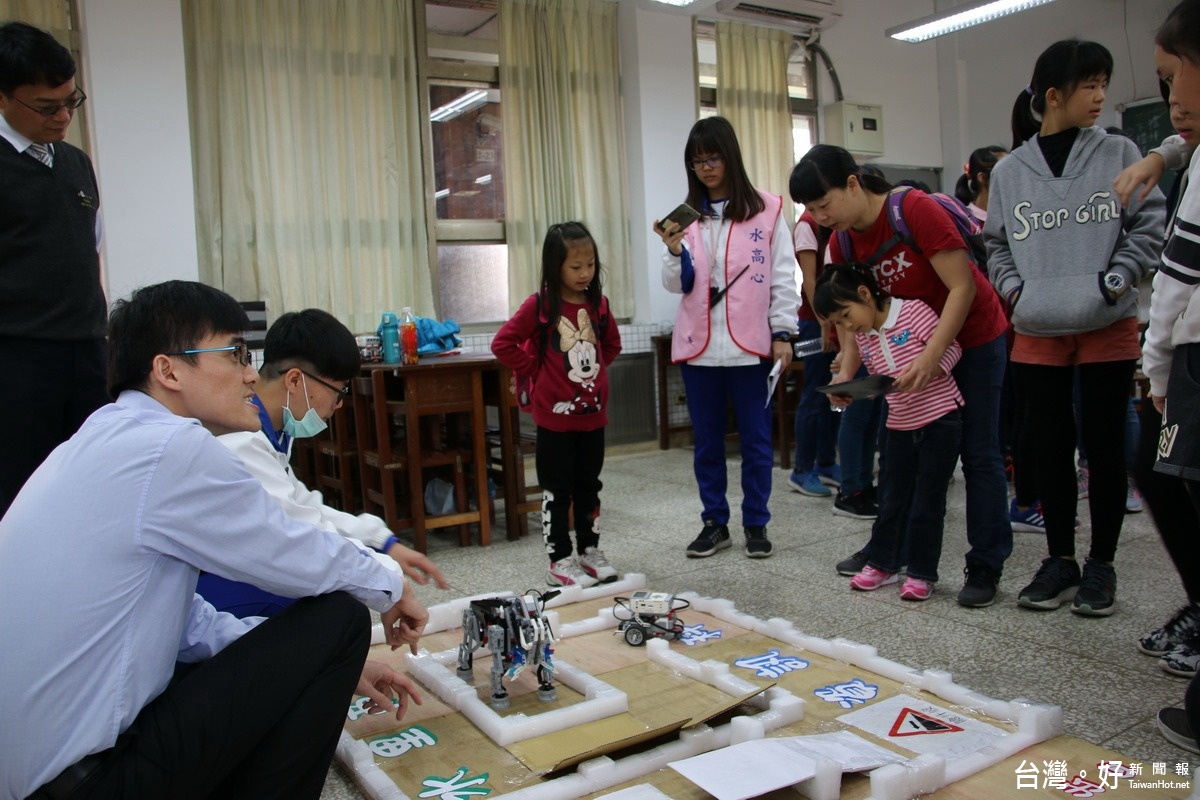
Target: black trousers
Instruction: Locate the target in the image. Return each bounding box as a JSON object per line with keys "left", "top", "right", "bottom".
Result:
{"left": 536, "top": 426, "right": 605, "bottom": 562}
{"left": 1137, "top": 403, "right": 1200, "bottom": 602}
{"left": 1011, "top": 360, "right": 1134, "bottom": 562}
{"left": 0, "top": 337, "right": 108, "bottom": 517}
{"left": 52, "top": 593, "right": 369, "bottom": 800}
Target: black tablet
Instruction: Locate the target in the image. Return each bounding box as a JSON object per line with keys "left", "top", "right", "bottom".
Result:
{"left": 815, "top": 374, "right": 896, "bottom": 400}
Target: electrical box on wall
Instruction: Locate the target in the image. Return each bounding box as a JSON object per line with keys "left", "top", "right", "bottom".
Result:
{"left": 824, "top": 101, "right": 884, "bottom": 157}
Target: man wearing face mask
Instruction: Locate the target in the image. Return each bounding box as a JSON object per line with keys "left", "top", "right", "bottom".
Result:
{"left": 197, "top": 309, "right": 449, "bottom": 618}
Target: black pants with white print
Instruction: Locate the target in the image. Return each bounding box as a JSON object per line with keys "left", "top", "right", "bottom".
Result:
{"left": 536, "top": 426, "right": 605, "bottom": 562}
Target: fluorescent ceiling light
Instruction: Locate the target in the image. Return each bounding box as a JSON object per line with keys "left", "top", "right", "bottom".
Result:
{"left": 886, "top": 0, "right": 1059, "bottom": 43}
{"left": 650, "top": 0, "right": 700, "bottom": 5}
{"left": 474, "top": 174, "right": 493, "bottom": 185}
{"left": 430, "top": 89, "right": 488, "bottom": 123}
{"left": 434, "top": 188, "right": 450, "bottom": 199}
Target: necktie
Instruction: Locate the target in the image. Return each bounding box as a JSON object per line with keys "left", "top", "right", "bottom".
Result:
{"left": 26, "top": 142, "right": 53, "bottom": 168}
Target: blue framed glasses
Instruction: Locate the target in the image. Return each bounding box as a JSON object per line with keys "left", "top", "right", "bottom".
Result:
{"left": 168, "top": 343, "right": 252, "bottom": 367}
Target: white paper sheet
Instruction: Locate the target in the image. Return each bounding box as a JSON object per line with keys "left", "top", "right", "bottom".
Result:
{"left": 669, "top": 739, "right": 816, "bottom": 800}
{"left": 772, "top": 730, "right": 905, "bottom": 772}
{"left": 765, "top": 359, "right": 784, "bottom": 408}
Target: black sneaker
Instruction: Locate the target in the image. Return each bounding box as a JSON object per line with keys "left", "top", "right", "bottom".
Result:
{"left": 1157, "top": 707, "right": 1200, "bottom": 754}
{"left": 1018, "top": 557, "right": 1081, "bottom": 610}
{"left": 836, "top": 549, "right": 869, "bottom": 576}
{"left": 832, "top": 490, "right": 878, "bottom": 520}
{"left": 686, "top": 520, "right": 731, "bottom": 558}
{"left": 744, "top": 526, "right": 773, "bottom": 558}
{"left": 957, "top": 561, "right": 999, "bottom": 608}
{"left": 1140, "top": 603, "right": 1200, "bottom": 655}
{"left": 1071, "top": 559, "right": 1116, "bottom": 616}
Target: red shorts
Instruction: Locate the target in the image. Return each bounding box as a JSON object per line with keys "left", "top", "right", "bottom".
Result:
{"left": 1010, "top": 317, "right": 1141, "bottom": 366}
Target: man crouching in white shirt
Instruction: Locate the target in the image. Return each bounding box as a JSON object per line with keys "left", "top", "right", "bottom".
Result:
{"left": 0, "top": 280, "right": 427, "bottom": 800}
{"left": 198, "top": 308, "right": 449, "bottom": 618}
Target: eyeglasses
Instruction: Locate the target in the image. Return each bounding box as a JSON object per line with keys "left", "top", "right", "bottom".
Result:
{"left": 301, "top": 370, "right": 351, "bottom": 399}
{"left": 10, "top": 87, "right": 87, "bottom": 118}
{"left": 688, "top": 156, "right": 724, "bottom": 171}
{"left": 168, "top": 343, "right": 252, "bottom": 367}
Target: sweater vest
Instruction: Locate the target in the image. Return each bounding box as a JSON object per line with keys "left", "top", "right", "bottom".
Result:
{"left": 0, "top": 139, "right": 105, "bottom": 340}
{"left": 672, "top": 190, "right": 782, "bottom": 362}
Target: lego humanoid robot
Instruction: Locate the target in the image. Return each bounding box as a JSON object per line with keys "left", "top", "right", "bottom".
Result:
{"left": 456, "top": 591, "right": 558, "bottom": 709}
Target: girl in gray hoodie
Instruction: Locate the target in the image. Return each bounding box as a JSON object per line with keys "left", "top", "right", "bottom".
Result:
{"left": 985, "top": 39, "right": 1166, "bottom": 618}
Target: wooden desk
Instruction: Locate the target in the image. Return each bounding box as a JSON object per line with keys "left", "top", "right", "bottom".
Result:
{"left": 652, "top": 333, "right": 804, "bottom": 468}
{"left": 360, "top": 355, "right": 494, "bottom": 551}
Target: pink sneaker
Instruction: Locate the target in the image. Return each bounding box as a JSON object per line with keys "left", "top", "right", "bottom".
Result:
{"left": 850, "top": 565, "right": 898, "bottom": 591}
{"left": 899, "top": 577, "right": 934, "bottom": 601}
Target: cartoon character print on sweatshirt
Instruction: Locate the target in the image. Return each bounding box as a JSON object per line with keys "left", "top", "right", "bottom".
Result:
{"left": 552, "top": 308, "right": 602, "bottom": 415}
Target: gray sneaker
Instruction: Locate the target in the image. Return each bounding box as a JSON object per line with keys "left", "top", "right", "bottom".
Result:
{"left": 1160, "top": 639, "right": 1200, "bottom": 678}
{"left": 744, "top": 526, "right": 773, "bottom": 558}
{"left": 1157, "top": 707, "right": 1200, "bottom": 754}
{"left": 1071, "top": 559, "right": 1116, "bottom": 617}
{"left": 686, "top": 520, "right": 731, "bottom": 558}
{"left": 1018, "top": 557, "right": 1081, "bottom": 610}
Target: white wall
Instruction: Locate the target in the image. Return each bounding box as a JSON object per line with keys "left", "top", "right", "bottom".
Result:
{"left": 76, "top": 0, "right": 198, "bottom": 307}
{"left": 618, "top": 4, "right": 698, "bottom": 331}
{"left": 71, "top": 0, "right": 1176, "bottom": 323}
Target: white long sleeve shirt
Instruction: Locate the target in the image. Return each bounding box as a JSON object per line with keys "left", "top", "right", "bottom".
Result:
{"left": 1143, "top": 145, "right": 1200, "bottom": 397}
{"left": 0, "top": 391, "right": 405, "bottom": 800}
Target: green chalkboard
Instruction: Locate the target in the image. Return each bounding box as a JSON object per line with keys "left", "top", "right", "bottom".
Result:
{"left": 1121, "top": 100, "right": 1175, "bottom": 197}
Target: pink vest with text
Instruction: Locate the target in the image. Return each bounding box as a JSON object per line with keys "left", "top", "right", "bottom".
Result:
{"left": 672, "top": 190, "right": 783, "bottom": 363}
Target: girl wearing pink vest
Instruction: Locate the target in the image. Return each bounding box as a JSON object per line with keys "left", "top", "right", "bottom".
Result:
{"left": 654, "top": 116, "right": 801, "bottom": 560}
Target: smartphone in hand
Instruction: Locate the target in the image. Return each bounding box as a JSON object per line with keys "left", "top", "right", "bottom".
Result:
{"left": 656, "top": 203, "right": 701, "bottom": 233}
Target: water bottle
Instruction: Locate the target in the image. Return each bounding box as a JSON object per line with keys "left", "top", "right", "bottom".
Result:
{"left": 793, "top": 337, "right": 823, "bottom": 358}
{"left": 400, "top": 307, "right": 419, "bottom": 366}
{"left": 379, "top": 312, "right": 400, "bottom": 364}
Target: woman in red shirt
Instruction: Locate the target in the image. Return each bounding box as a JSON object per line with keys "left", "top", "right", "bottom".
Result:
{"left": 790, "top": 144, "right": 1011, "bottom": 608}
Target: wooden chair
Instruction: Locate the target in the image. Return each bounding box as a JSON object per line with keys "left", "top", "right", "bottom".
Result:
{"left": 353, "top": 372, "right": 413, "bottom": 540}
{"left": 312, "top": 402, "right": 360, "bottom": 513}
{"left": 483, "top": 366, "right": 541, "bottom": 540}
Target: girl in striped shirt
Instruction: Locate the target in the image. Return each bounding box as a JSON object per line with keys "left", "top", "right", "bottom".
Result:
{"left": 814, "top": 265, "right": 963, "bottom": 601}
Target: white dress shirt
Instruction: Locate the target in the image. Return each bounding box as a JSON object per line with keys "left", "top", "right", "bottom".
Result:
{"left": 0, "top": 391, "right": 405, "bottom": 800}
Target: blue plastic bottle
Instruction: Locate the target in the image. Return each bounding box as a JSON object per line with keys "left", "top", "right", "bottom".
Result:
{"left": 379, "top": 312, "right": 401, "bottom": 364}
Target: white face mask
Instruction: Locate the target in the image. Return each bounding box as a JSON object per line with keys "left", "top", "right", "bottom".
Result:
{"left": 281, "top": 374, "right": 327, "bottom": 438}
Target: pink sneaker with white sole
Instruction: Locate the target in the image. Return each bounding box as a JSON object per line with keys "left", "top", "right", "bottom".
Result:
{"left": 850, "top": 565, "right": 898, "bottom": 591}
{"left": 899, "top": 577, "right": 934, "bottom": 601}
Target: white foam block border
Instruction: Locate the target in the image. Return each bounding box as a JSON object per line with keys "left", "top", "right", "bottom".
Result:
{"left": 341, "top": 589, "right": 1062, "bottom": 800}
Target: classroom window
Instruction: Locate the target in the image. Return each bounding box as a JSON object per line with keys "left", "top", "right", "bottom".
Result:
{"left": 423, "top": 0, "right": 507, "bottom": 325}
{"left": 695, "top": 24, "right": 817, "bottom": 165}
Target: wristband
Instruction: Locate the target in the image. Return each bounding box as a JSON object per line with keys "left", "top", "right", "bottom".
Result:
{"left": 378, "top": 535, "right": 400, "bottom": 553}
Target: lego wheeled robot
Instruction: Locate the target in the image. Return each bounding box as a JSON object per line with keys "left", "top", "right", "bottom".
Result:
{"left": 456, "top": 590, "right": 559, "bottom": 709}
{"left": 613, "top": 591, "right": 690, "bottom": 646}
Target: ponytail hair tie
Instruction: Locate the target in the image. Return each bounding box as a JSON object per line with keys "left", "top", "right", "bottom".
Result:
{"left": 963, "top": 162, "right": 971, "bottom": 176}
{"left": 1024, "top": 84, "right": 1035, "bottom": 96}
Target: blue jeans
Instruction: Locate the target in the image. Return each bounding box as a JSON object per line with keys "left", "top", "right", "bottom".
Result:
{"left": 865, "top": 411, "right": 962, "bottom": 582}
{"left": 838, "top": 364, "right": 882, "bottom": 495}
{"left": 792, "top": 320, "right": 839, "bottom": 472}
{"left": 681, "top": 361, "right": 774, "bottom": 527}
{"left": 952, "top": 333, "right": 1013, "bottom": 574}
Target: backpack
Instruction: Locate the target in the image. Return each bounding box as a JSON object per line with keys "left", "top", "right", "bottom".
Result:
{"left": 514, "top": 293, "right": 610, "bottom": 414}
{"left": 835, "top": 186, "right": 989, "bottom": 276}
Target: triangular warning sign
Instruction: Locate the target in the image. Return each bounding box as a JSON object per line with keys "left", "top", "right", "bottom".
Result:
{"left": 889, "top": 707, "right": 965, "bottom": 737}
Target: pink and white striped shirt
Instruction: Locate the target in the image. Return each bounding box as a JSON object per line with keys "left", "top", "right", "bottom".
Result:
{"left": 855, "top": 298, "right": 963, "bottom": 431}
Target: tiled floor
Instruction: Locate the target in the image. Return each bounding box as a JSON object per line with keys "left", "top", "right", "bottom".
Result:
{"left": 322, "top": 443, "right": 1195, "bottom": 798}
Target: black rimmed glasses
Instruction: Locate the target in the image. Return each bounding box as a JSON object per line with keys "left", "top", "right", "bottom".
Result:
{"left": 169, "top": 342, "right": 252, "bottom": 367}
{"left": 688, "top": 155, "right": 724, "bottom": 171}
{"left": 301, "top": 370, "right": 351, "bottom": 400}
{"left": 11, "top": 87, "right": 87, "bottom": 117}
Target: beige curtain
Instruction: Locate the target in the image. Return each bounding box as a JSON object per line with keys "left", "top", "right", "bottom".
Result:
{"left": 715, "top": 20, "right": 793, "bottom": 220}
{"left": 498, "top": 0, "right": 632, "bottom": 317}
{"left": 182, "top": 0, "right": 431, "bottom": 333}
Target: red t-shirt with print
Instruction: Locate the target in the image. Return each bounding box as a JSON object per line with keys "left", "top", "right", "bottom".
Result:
{"left": 828, "top": 190, "right": 1007, "bottom": 349}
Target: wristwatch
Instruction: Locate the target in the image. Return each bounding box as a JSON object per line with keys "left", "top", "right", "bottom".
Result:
{"left": 1103, "top": 272, "right": 1128, "bottom": 297}
{"left": 771, "top": 332, "right": 792, "bottom": 342}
